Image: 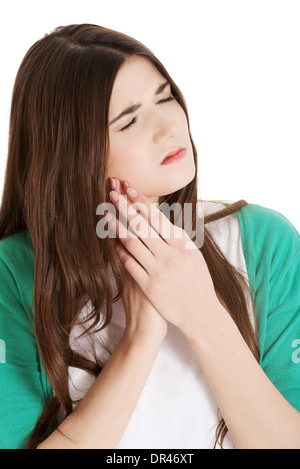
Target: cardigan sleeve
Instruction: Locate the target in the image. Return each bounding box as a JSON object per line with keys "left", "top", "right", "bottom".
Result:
{"left": 237, "top": 204, "right": 300, "bottom": 411}
{"left": 0, "top": 251, "right": 50, "bottom": 448}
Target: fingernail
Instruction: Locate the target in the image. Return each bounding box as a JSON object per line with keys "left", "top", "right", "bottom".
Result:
{"left": 110, "top": 178, "right": 117, "bottom": 190}
{"left": 127, "top": 188, "right": 137, "bottom": 198}
{"left": 109, "top": 191, "right": 119, "bottom": 202}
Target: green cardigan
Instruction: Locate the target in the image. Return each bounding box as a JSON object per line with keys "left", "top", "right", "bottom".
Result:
{"left": 0, "top": 203, "right": 299, "bottom": 449}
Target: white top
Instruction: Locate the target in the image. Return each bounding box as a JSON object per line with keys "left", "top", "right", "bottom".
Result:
{"left": 68, "top": 202, "right": 255, "bottom": 449}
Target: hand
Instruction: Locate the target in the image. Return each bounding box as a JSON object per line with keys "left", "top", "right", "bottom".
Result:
{"left": 106, "top": 178, "right": 225, "bottom": 338}
{"left": 110, "top": 179, "right": 168, "bottom": 342}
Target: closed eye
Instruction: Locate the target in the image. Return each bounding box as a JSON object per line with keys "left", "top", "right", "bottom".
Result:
{"left": 119, "top": 96, "right": 177, "bottom": 132}
{"left": 159, "top": 96, "right": 176, "bottom": 104}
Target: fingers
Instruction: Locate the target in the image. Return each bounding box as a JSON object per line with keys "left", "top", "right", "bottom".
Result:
{"left": 111, "top": 179, "right": 189, "bottom": 248}
{"left": 124, "top": 182, "right": 187, "bottom": 247}
{"left": 109, "top": 186, "right": 165, "bottom": 258}
{"left": 106, "top": 205, "right": 155, "bottom": 278}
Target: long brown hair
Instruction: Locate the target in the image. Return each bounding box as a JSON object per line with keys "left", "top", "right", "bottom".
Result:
{"left": 0, "top": 24, "right": 259, "bottom": 449}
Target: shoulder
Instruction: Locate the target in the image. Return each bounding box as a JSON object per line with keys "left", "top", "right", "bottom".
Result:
{"left": 202, "top": 201, "right": 241, "bottom": 244}
{"left": 204, "top": 200, "right": 298, "bottom": 238}
{"left": 202, "top": 200, "right": 299, "bottom": 278}
{"left": 0, "top": 230, "right": 33, "bottom": 266}
{"left": 0, "top": 230, "right": 34, "bottom": 271}
{"left": 235, "top": 203, "right": 299, "bottom": 271}
{"left": 236, "top": 203, "right": 298, "bottom": 236}
{"left": 0, "top": 230, "right": 34, "bottom": 313}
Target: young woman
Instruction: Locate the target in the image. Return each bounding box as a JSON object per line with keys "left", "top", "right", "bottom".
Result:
{"left": 0, "top": 23, "right": 299, "bottom": 450}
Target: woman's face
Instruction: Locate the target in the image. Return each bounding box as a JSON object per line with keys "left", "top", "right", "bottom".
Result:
{"left": 107, "top": 56, "right": 195, "bottom": 203}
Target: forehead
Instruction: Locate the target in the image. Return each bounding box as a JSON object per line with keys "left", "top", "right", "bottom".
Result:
{"left": 110, "top": 57, "right": 165, "bottom": 106}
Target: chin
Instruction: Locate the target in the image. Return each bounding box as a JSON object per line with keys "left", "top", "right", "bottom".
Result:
{"left": 159, "top": 173, "right": 196, "bottom": 198}
{"left": 171, "top": 164, "right": 196, "bottom": 194}
{"left": 146, "top": 161, "right": 196, "bottom": 200}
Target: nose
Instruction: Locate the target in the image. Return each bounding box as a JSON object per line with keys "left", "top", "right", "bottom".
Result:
{"left": 152, "top": 108, "right": 179, "bottom": 144}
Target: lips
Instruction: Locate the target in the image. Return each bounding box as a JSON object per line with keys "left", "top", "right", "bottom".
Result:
{"left": 161, "top": 147, "right": 186, "bottom": 164}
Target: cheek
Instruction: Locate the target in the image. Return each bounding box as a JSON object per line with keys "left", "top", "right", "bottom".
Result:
{"left": 110, "top": 133, "right": 146, "bottom": 165}
{"left": 107, "top": 145, "right": 143, "bottom": 179}
{"left": 179, "top": 108, "right": 189, "bottom": 129}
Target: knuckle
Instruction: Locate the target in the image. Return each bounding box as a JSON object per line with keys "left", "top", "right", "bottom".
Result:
{"left": 163, "top": 254, "right": 174, "bottom": 269}
{"left": 145, "top": 281, "right": 158, "bottom": 297}
{"left": 145, "top": 275, "right": 160, "bottom": 296}
{"left": 123, "top": 257, "right": 134, "bottom": 271}
{"left": 124, "top": 236, "right": 137, "bottom": 251}
{"left": 160, "top": 248, "right": 176, "bottom": 268}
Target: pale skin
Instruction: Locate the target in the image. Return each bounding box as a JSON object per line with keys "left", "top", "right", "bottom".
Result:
{"left": 107, "top": 56, "right": 196, "bottom": 203}
{"left": 107, "top": 178, "right": 300, "bottom": 449}
{"left": 105, "top": 56, "right": 300, "bottom": 448}
{"left": 37, "top": 56, "right": 300, "bottom": 449}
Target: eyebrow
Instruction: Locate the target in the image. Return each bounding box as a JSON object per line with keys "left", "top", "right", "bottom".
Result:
{"left": 109, "top": 81, "right": 170, "bottom": 126}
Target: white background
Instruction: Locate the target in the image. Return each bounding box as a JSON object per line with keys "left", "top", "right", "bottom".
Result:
{"left": 0, "top": 0, "right": 299, "bottom": 231}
